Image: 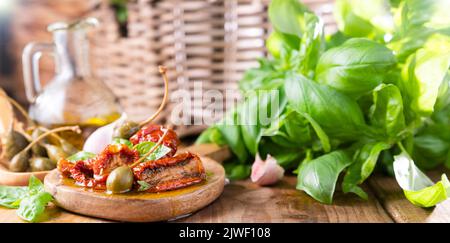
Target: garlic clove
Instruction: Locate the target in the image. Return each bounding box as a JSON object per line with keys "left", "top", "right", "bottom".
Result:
{"left": 251, "top": 153, "right": 284, "bottom": 186}
{"left": 83, "top": 113, "right": 127, "bottom": 154}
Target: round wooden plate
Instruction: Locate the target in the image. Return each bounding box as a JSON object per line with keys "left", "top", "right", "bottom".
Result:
{"left": 0, "top": 163, "right": 50, "bottom": 186}
{"left": 44, "top": 156, "right": 225, "bottom": 222}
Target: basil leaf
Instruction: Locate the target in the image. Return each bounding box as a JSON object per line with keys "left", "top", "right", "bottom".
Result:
{"left": 17, "top": 191, "right": 53, "bottom": 222}
{"left": 299, "top": 113, "right": 330, "bottom": 153}
{"left": 137, "top": 181, "right": 151, "bottom": 192}
{"left": 285, "top": 72, "right": 366, "bottom": 141}
{"left": 343, "top": 141, "right": 391, "bottom": 199}
{"left": 111, "top": 138, "right": 133, "bottom": 148}
{"left": 134, "top": 141, "right": 171, "bottom": 161}
{"left": 239, "top": 89, "right": 287, "bottom": 155}
{"left": 239, "top": 59, "right": 284, "bottom": 92}
{"left": 335, "top": 0, "right": 393, "bottom": 38}
{"left": 258, "top": 138, "right": 303, "bottom": 169}
{"left": 223, "top": 161, "right": 251, "bottom": 180}
{"left": 66, "top": 151, "right": 96, "bottom": 162}
{"left": 370, "top": 84, "right": 406, "bottom": 139}
{"left": 216, "top": 110, "right": 249, "bottom": 163}
{"left": 393, "top": 151, "right": 450, "bottom": 207}
{"left": 15, "top": 176, "right": 53, "bottom": 222}
{"left": 0, "top": 186, "right": 27, "bottom": 209}
{"left": 400, "top": 34, "right": 450, "bottom": 117}
{"left": 297, "top": 150, "right": 353, "bottom": 204}
{"left": 298, "top": 12, "right": 325, "bottom": 77}
{"left": 316, "top": 38, "right": 396, "bottom": 98}
{"left": 262, "top": 108, "right": 312, "bottom": 148}
{"left": 266, "top": 30, "right": 300, "bottom": 59}
{"left": 268, "top": 0, "right": 310, "bottom": 37}
{"left": 413, "top": 134, "right": 449, "bottom": 170}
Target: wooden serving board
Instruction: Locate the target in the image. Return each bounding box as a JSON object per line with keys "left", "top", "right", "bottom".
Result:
{"left": 0, "top": 163, "right": 50, "bottom": 186}
{"left": 44, "top": 156, "right": 225, "bottom": 222}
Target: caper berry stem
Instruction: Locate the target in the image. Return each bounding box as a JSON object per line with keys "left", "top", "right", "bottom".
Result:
{"left": 38, "top": 126, "right": 65, "bottom": 141}
{"left": 21, "top": 126, "right": 81, "bottom": 154}
{"left": 138, "top": 66, "right": 169, "bottom": 128}
{"left": 1, "top": 94, "right": 35, "bottom": 126}
{"left": 130, "top": 128, "right": 169, "bottom": 168}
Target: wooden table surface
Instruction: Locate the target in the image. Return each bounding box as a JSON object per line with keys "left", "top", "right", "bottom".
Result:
{"left": 1, "top": 144, "right": 450, "bottom": 223}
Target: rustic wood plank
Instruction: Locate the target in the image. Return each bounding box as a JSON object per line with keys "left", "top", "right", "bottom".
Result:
{"left": 0, "top": 144, "right": 392, "bottom": 223}
{"left": 369, "top": 169, "right": 450, "bottom": 223}
{"left": 178, "top": 176, "right": 393, "bottom": 223}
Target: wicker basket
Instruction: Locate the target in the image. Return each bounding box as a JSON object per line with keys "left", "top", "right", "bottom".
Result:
{"left": 10, "top": 0, "right": 336, "bottom": 136}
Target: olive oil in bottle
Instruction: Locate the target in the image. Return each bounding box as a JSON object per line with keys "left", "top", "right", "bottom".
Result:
{"left": 23, "top": 18, "right": 123, "bottom": 150}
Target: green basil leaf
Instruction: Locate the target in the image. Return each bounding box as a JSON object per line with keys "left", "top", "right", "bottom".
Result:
{"left": 17, "top": 191, "right": 53, "bottom": 222}
{"left": 413, "top": 134, "right": 449, "bottom": 170}
{"left": 262, "top": 108, "right": 312, "bottom": 148}
{"left": 400, "top": 34, "right": 450, "bottom": 116}
{"left": 15, "top": 176, "right": 53, "bottom": 222}
{"left": 393, "top": 151, "right": 450, "bottom": 207}
{"left": 297, "top": 150, "right": 353, "bottom": 204}
{"left": 28, "top": 175, "right": 45, "bottom": 195}
{"left": 316, "top": 38, "right": 396, "bottom": 98}
{"left": 66, "top": 151, "right": 96, "bottom": 162}
{"left": 216, "top": 110, "right": 249, "bottom": 163}
{"left": 111, "top": 138, "right": 133, "bottom": 148}
{"left": 343, "top": 141, "right": 391, "bottom": 199}
{"left": 299, "top": 113, "right": 330, "bottom": 153}
{"left": 298, "top": 12, "right": 325, "bottom": 76}
{"left": 137, "top": 181, "right": 151, "bottom": 192}
{"left": 239, "top": 89, "right": 287, "bottom": 155}
{"left": 397, "top": 0, "right": 450, "bottom": 34}
{"left": 370, "top": 84, "right": 406, "bottom": 139}
{"left": 268, "top": 0, "right": 310, "bottom": 37}
{"left": 134, "top": 141, "right": 171, "bottom": 161}
{"left": 258, "top": 138, "right": 303, "bottom": 169}
{"left": 223, "top": 161, "right": 251, "bottom": 180}
{"left": 335, "top": 0, "right": 394, "bottom": 38}
{"left": 285, "top": 72, "right": 366, "bottom": 141}
{"left": 266, "top": 30, "right": 300, "bottom": 59}
{"left": 238, "top": 59, "right": 284, "bottom": 92}
{"left": 0, "top": 186, "right": 27, "bottom": 209}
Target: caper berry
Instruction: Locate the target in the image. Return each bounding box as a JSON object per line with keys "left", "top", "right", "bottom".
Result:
{"left": 4, "top": 130, "right": 29, "bottom": 160}
{"left": 43, "top": 144, "right": 67, "bottom": 163}
{"left": 30, "top": 157, "right": 56, "bottom": 172}
{"left": 9, "top": 151, "right": 30, "bottom": 172}
{"left": 30, "top": 128, "right": 48, "bottom": 157}
{"left": 106, "top": 166, "right": 134, "bottom": 194}
{"left": 112, "top": 121, "right": 139, "bottom": 139}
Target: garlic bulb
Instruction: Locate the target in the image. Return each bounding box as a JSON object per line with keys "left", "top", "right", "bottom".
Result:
{"left": 83, "top": 114, "right": 127, "bottom": 154}
{"left": 251, "top": 153, "right": 284, "bottom": 186}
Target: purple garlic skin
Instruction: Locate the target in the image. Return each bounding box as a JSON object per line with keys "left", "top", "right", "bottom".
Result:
{"left": 251, "top": 153, "right": 284, "bottom": 186}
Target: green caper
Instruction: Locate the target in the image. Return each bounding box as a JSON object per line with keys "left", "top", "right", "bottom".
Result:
{"left": 106, "top": 166, "right": 134, "bottom": 194}
{"left": 30, "top": 157, "right": 56, "bottom": 172}
{"left": 4, "top": 130, "right": 29, "bottom": 160}
{"left": 30, "top": 128, "right": 48, "bottom": 157}
{"left": 9, "top": 151, "right": 30, "bottom": 172}
{"left": 112, "top": 121, "right": 140, "bottom": 139}
{"left": 58, "top": 138, "right": 79, "bottom": 155}
{"left": 43, "top": 144, "right": 67, "bottom": 163}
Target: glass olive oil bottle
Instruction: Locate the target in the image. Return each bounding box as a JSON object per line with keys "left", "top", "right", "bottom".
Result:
{"left": 22, "top": 18, "right": 122, "bottom": 149}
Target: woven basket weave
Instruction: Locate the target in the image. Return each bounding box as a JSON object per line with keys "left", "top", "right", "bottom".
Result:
{"left": 89, "top": 0, "right": 336, "bottom": 137}
{"left": 11, "top": 0, "right": 336, "bottom": 137}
